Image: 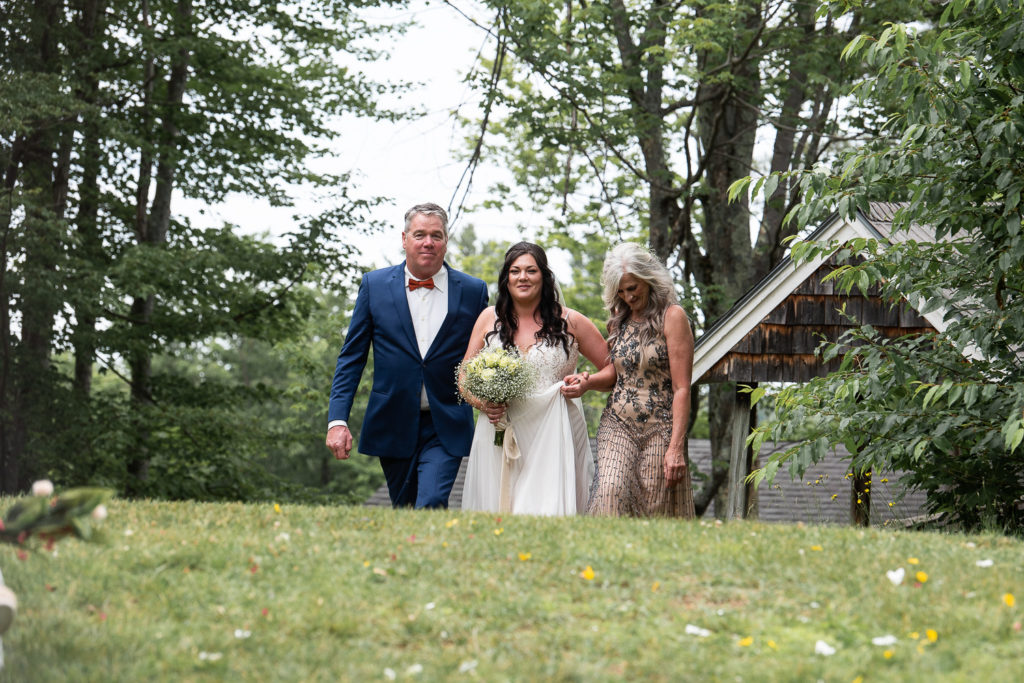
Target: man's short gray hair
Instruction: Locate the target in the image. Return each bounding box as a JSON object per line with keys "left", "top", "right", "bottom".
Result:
{"left": 404, "top": 203, "right": 449, "bottom": 237}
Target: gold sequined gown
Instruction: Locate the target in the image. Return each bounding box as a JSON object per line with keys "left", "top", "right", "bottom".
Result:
{"left": 588, "top": 319, "right": 695, "bottom": 517}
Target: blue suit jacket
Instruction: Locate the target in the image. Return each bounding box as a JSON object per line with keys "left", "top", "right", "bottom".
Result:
{"left": 328, "top": 263, "right": 489, "bottom": 459}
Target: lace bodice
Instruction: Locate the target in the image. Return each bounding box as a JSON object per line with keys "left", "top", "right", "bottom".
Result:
{"left": 484, "top": 336, "right": 578, "bottom": 393}
{"left": 525, "top": 339, "right": 579, "bottom": 390}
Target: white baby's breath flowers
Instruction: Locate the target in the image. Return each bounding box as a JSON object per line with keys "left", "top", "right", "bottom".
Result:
{"left": 31, "top": 479, "right": 54, "bottom": 497}
{"left": 458, "top": 347, "right": 537, "bottom": 405}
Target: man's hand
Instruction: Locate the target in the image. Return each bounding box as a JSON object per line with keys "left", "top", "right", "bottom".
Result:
{"left": 326, "top": 425, "right": 353, "bottom": 460}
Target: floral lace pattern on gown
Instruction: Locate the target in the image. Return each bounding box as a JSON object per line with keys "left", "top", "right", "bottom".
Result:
{"left": 461, "top": 334, "right": 593, "bottom": 516}
{"left": 589, "top": 318, "right": 694, "bottom": 517}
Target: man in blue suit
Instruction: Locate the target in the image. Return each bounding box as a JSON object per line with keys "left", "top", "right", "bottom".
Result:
{"left": 326, "top": 203, "right": 489, "bottom": 508}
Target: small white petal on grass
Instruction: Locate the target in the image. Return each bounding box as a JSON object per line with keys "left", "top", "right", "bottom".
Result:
{"left": 685, "top": 624, "right": 712, "bottom": 638}
{"left": 406, "top": 664, "right": 423, "bottom": 675}
{"left": 886, "top": 568, "right": 905, "bottom": 585}
{"left": 384, "top": 668, "right": 396, "bottom": 680}
{"left": 425, "top": 602, "right": 436, "bottom": 610}
{"left": 872, "top": 635, "right": 897, "bottom": 646}
{"left": 275, "top": 533, "right": 290, "bottom": 543}
{"left": 965, "top": 541, "right": 977, "bottom": 548}
{"left": 31, "top": 479, "right": 54, "bottom": 497}
{"left": 198, "top": 652, "right": 223, "bottom": 662}
{"left": 814, "top": 640, "right": 836, "bottom": 656}
{"left": 459, "top": 660, "right": 478, "bottom": 673}
{"left": 124, "top": 529, "right": 134, "bottom": 536}
{"left": 91, "top": 504, "right": 108, "bottom": 521}
{"left": 234, "top": 629, "right": 251, "bottom": 639}
{"left": 976, "top": 559, "right": 994, "bottom": 568}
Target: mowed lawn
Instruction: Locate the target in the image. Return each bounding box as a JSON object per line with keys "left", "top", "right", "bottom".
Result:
{"left": 0, "top": 500, "right": 1022, "bottom": 681}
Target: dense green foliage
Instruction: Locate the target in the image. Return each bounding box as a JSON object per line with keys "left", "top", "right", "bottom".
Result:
{"left": 1, "top": 1, "right": 405, "bottom": 500}
{"left": 744, "top": 0, "right": 1024, "bottom": 531}
{"left": 3, "top": 500, "right": 1023, "bottom": 679}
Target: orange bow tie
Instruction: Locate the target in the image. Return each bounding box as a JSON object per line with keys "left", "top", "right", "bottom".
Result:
{"left": 408, "top": 278, "right": 435, "bottom": 291}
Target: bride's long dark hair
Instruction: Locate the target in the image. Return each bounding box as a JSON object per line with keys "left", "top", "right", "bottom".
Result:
{"left": 487, "top": 242, "right": 573, "bottom": 354}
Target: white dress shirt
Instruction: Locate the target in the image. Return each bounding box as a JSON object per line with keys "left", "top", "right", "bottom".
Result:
{"left": 329, "top": 265, "right": 448, "bottom": 430}
{"left": 406, "top": 265, "right": 449, "bottom": 408}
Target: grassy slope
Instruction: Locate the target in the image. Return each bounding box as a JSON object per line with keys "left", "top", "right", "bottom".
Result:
{"left": 0, "top": 500, "right": 1022, "bottom": 681}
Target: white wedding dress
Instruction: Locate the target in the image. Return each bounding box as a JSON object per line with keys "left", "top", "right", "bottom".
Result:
{"left": 461, "top": 338, "right": 594, "bottom": 516}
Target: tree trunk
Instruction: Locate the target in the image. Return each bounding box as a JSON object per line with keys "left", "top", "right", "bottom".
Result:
{"left": 127, "top": 0, "right": 193, "bottom": 486}
{"left": 71, "top": 0, "right": 107, "bottom": 398}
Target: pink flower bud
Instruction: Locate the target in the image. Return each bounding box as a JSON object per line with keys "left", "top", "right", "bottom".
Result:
{"left": 31, "top": 480, "right": 54, "bottom": 497}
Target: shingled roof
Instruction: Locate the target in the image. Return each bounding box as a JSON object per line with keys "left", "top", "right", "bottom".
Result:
{"left": 693, "top": 202, "right": 945, "bottom": 384}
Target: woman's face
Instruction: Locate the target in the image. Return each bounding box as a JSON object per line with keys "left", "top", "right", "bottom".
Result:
{"left": 507, "top": 253, "right": 543, "bottom": 305}
{"left": 617, "top": 272, "right": 650, "bottom": 316}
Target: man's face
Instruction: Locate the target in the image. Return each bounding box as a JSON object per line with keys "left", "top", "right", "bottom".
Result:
{"left": 402, "top": 213, "right": 447, "bottom": 278}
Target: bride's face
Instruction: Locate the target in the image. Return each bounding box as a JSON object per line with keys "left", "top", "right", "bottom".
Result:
{"left": 617, "top": 272, "right": 650, "bottom": 316}
{"left": 507, "top": 253, "right": 543, "bottom": 305}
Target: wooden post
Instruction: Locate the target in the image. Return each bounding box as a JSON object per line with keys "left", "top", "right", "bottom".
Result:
{"left": 726, "top": 386, "right": 752, "bottom": 519}
{"left": 744, "top": 383, "right": 759, "bottom": 519}
{"left": 851, "top": 468, "right": 871, "bottom": 526}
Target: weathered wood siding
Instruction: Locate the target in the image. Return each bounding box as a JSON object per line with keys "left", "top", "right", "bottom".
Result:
{"left": 701, "top": 260, "right": 935, "bottom": 383}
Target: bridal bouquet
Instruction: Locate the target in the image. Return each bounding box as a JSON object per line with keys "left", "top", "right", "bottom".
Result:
{"left": 459, "top": 346, "right": 536, "bottom": 446}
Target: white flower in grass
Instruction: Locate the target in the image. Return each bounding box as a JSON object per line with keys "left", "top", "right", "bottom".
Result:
{"left": 459, "top": 660, "right": 478, "bottom": 673}
{"left": 198, "top": 651, "right": 223, "bottom": 661}
{"left": 886, "top": 568, "right": 905, "bottom": 585}
{"left": 814, "top": 640, "right": 836, "bottom": 656}
{"left": 234, "top": 629, "right": 251, "bottom": 639}
{"left": 406, "top": 664, "right": 423, "bottom": 676}
{"left": 685, "top": 624, "right": 712, "bottom": 638}
{"left": 872, "top": 635, "right": 898, "bottom": 646}
{"left": 91, "top": 504, "right": 108, "bottom": 521}
{"left": 976, "top": 559, "right": 994, "bottom": 568}
{"left": 425, "top": 602, "right": 436, "bottom": 610}
{"left": 384, "top": 668, "right": 396, "bottom": 680}
{"left": 31, "top": 479, "right": 54, "bottom": 497}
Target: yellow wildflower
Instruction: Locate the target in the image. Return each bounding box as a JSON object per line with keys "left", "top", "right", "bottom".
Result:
{"left": 738, "top": 636, "right": 753, "bottom": 647}
{"left": 518, "top": 552, "right": 531, "bottom": 561}
{"left": 916, "top": 571, "right": 928, "bottom": 583}
{"left": 1004, "top": 593, "right": 1016, "bottom": 607}
{"left": 926, "top": 629, "right": 938, "bottom": 642}
{"left": 908, "top": 557, "right": 920, "bottom": 565}
{"left": 580, "top": 566, "right": 595, "bottom": 581}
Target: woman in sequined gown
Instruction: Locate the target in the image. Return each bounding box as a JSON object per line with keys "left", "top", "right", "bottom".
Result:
{"left": 562, "top": 242, "right": 695, "bottom": 517}
{"left": 459, "top": 243, "right": 608, "bottom": 516}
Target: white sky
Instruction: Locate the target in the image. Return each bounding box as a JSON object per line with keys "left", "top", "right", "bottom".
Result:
{"left": 179, "top": 1, "right": 543, "bottom": 273}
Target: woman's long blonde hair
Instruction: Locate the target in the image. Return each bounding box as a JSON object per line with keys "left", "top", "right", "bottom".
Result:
{"left": 602, "top": 242, "right": 678, "bottom": 349}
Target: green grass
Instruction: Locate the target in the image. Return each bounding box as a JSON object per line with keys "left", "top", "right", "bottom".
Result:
{"left": 1, "top": 500, "right": 1022, "bottom": 681}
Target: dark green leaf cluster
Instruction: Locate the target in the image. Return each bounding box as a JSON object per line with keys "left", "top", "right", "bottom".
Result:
{"left": 1, "top": 0, "right": 404, "bottom": 500}
{"left": 750, "top": 0, "right": 1024, "bottom": 532}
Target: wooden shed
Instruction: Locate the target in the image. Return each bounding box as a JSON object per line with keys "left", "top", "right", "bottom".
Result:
{"left": 693, "top": 202, "right": 943, "bottom": 522}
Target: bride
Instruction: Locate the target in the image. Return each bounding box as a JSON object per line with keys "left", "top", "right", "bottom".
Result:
{"left": 459, "top": 242, "right": 609, "bottom": 515}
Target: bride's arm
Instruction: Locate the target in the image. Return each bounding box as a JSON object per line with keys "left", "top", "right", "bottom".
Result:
{"left": 562, "top": 310, "right": 616, "bottom": 397}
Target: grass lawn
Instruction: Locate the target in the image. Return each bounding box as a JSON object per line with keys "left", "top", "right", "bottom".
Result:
{"left": 0, "top": 500, "right": 1021, "bottom": 681}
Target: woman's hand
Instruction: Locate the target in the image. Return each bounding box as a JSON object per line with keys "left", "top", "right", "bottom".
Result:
{"left": 560, "top": 371, "right": 590, "bottom": 399}
{"left": 481, "top": 400, "right": 507, "bottom": 425}
{"left": 663, "top": 446, "right": 688, "bottom": 485}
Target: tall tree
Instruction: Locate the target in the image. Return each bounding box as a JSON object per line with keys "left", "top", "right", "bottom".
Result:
{"left": 455, "top": 0, "right": 926, "bottom": 513}
{"left": 1, "top": 0, "right": 408, "bottom": 496}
